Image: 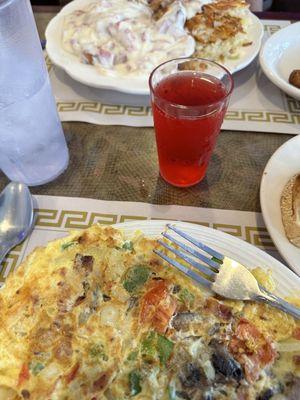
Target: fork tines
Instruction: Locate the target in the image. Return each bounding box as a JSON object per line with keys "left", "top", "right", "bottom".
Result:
{"left": 167, "top": 224, "right": 224, "bottom": 261}
{"left": 154, "top": 226, "right": 300, "bottom": 320}
{"left": 154, "top": 224, "right": 224, "bottom": 288}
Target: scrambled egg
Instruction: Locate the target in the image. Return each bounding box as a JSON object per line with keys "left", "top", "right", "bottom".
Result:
{"left": 0, "top": 225, "right": 299, "bottom": 400}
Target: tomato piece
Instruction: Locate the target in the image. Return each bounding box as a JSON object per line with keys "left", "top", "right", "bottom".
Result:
{"left": 293, "top": 355, "right": 300, "bottom": 366}
{"left": 204, "top": 297, "right": 232, "bottom": 321}
{"left": 152, "top": 296, "right": 177, "bottom": 333}
{"left": 140, "top": 280, "right": 169, "bottom": 323}
{"left": 241, "top": 354, "right": 261, "bottom": 383}
{"left": 18, "top": 363, "right": 30, "bottom": 387}
{"left": 292, "top": 327, "right": 300, "bottom": 340}
{"left": 257, "top": 341, "right": 277, "bottom": 365}
{"left": 229, "top": 319, "right": 277, "bottom": 383}
{"left": 140, "top": 280, "right": 177, "bottom": 333}
{"left": 235, "top": 318, "right": 261, "bottom": 341}
{"left": 65, "top": 362, "right": 80, "bottom": 383}
{"left": 93, "top": 371, "right": 110, "bottom": 391}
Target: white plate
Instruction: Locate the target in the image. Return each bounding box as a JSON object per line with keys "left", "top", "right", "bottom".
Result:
{"left": 45, "top": 0, "right": 264, "bottom": 95}
{"left": 114, "top": 220, "right": 300, "bottom": 297}
{"left": 259, "top": 22, "right": 300, "bottom": 100}
{"left": 260, "top": 135, "right": 300, "bottom": 276}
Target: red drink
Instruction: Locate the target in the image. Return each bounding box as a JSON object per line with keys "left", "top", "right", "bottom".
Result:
{"left": 150, "top": 60, "right": 233, "bottom": 187}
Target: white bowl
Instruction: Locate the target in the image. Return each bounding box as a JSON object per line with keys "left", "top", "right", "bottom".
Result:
{"left": 259, "top": 22, "right": 300, "bottom": 100}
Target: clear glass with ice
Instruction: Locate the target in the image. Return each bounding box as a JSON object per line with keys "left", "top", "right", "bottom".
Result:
{"left": 0, "top": 0, "right": 69, "bottom": 186}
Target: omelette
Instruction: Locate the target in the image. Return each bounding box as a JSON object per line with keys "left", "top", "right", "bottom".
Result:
{"left": 0, "top": 224, "right": 299, "bottom": 399}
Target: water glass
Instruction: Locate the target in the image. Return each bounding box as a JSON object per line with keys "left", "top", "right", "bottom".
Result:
{"left": 0, "top": 0, "right": 69, "bottom": 186}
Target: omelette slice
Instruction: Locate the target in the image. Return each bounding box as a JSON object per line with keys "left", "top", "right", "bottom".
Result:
{"left": 0, "top": 224, "right": 299, "bottom": 400}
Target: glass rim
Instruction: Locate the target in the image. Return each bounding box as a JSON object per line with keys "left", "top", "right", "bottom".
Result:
{"left": 148, "top": 57, "right": 234, "bottom": 110}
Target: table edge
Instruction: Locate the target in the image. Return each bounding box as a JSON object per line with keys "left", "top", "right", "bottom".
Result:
{"left": 32, "top": 5, "right": 300, "bottom": 20}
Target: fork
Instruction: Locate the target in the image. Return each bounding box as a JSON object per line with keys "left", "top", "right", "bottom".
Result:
{"left": 154, "top": 224, "right": 300, "bottom": 320}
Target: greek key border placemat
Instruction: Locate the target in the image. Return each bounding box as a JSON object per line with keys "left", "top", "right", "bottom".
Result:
{"left": 0, "top": 195, "right": 285, "bottom": 286}
{"left": 47, "top": 20, "right": 300, "bottom": 134}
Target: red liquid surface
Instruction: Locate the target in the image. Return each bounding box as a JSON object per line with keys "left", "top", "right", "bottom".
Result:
{"left": 152, "top": 72, "right": 228, "bottom": 187}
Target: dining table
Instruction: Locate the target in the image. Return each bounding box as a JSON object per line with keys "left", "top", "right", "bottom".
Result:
{"left": 0, "top": 6, "right": 300, "bottom": 283}
{"left": 0, "top": 6, "right": 297, "bottom": 212}
{"left": 1, "top": 9, "right": 300, "bottom": 400}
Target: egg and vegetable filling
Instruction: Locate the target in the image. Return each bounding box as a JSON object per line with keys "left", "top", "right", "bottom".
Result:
{"left": 0, "top": 225, "right": 299, "bottom": 399}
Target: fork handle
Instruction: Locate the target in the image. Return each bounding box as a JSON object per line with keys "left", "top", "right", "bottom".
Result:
{"left": 255, "top": 287, "right": 300, "bottom": 320}
{"left": 0, "top": 245, "right": 10, "bottom": 266}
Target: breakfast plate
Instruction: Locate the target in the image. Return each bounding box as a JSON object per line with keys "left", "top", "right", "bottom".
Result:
{"left": 114, "top": 220, "right": 300, "bottom": 297}
{"left": 45, "top": 0, "right": 264, "bottom": 95}
{"left": 259, "top": 22, "right": 300, "bottom": 100}
{"left": 260, "top": 135, "right": 300, "bottom": 276}
{"left": 1, "top": 220, "right": 299, "bottom": 398}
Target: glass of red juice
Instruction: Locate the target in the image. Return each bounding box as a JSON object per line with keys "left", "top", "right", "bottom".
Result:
{"left": 149, "top": 58, "right": 234, "bottom": 187}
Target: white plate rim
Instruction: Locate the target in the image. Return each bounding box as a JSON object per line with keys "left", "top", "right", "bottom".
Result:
{"left": 114, "top": 219, "right": 300, "bottom": 297}
{"left": 260, "top": 135, "right": 300, "bottom": 276}
{"left": 259, "top": 21, "right": 300, "bottom": 101}
{"left": 45, "top": 0, "right": 264, "bottom": 95}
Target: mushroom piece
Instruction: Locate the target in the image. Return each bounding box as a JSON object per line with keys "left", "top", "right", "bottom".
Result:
{"left": 179, "top": 362, "right": 206, "bottom": 388}
{"left": 280, "top": 174, "right": 300, "bottom": 248}
{"left": 210, "top": 341, "right": 243, "bottom": 382}
{"left": 171, "top": 312, "right": 202, "bottom": 330}
{"left": 257, "top": 384, "right": 282, "bottom": 400}
{"left": 284, "top": 376, "right": 300, "bottom": 400}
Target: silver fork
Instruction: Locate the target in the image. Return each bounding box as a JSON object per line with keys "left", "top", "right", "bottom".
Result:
{"left": 154, "top": 224, "right": 300, "bottom": 320}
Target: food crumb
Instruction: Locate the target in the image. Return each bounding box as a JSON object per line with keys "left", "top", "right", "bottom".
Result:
{"left": 289, "top": 70, "right": 300, "bottom": 89}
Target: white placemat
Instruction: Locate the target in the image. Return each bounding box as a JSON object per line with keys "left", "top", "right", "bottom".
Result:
{"left": 0, "top": 195, "right": 284, "bottom": 286}
{"left": 48, "top": 20, "right": 300, "bottom": 134}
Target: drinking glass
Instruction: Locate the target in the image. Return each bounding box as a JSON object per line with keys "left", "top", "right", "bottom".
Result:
{"left": 0, "top": 0, "right": 69, "bottom": 186}
{"left": 149, "top": 57, "right": 233, "bottom": 187}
